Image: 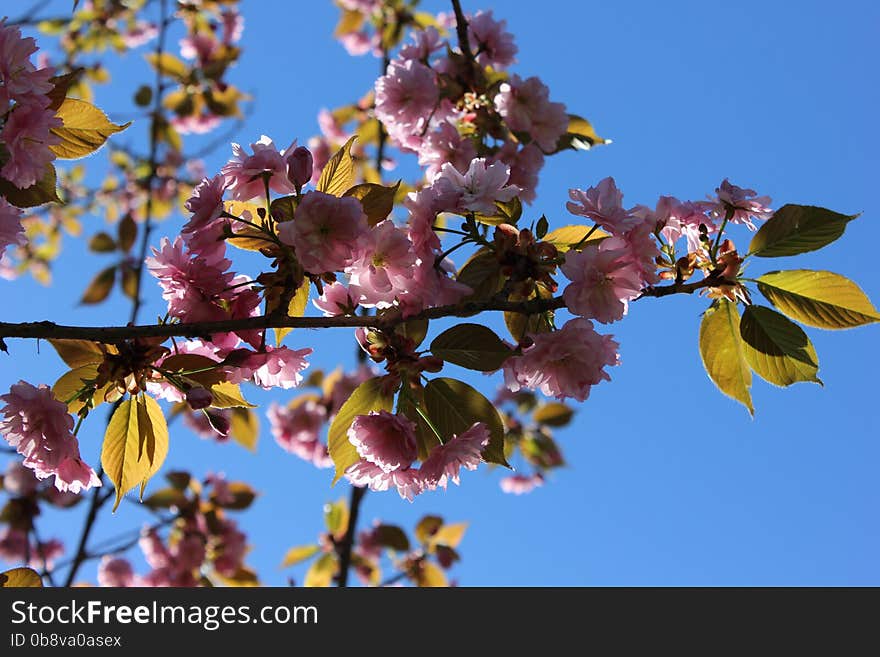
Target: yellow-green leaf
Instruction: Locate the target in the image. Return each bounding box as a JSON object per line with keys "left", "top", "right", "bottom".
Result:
{"left": 50, "top": 98, "right": 130, "bottom": 159}
{"left": 80, "top": 266, "right": 116, "bottom": 304}
{"left": 429, "top": 522, "right": 467, "bottom": 549}
{"left": 424, "top": 378, "right": 508, "bottom": 467}
{"left": 739, "top": 305, "right": 821, "bottom": 387}
{"left": 457, "top": 248, "right": 503, "bottom": 302}
{"left": 415, "top": 561, "right": 448, "bottom": 587}
{"left": 317, "top": 136, "right": 357, "bottom": 197}
{"left": 209, "top": 382, "right": 256, "bottom": 409}
{"left": 699, "top": 298, "right": 753, "bottom": 415}
{"left": 280, "top": 544, "right": 320, "bottom": 568}
{"left": 304, "top": 552, "right": 338, "bottom": 587}
{"left": 275, "top": 281, "right": 310, "bottom": 345}
{"left": 328, "top": 377, "right": 395, "bottom": 483}
{"left": 532, "top": 402, "right": 574, "bottom": 427}
{"left": 343, "top": 181, "right": 400, "bottom": 226}
{"left": 749, "top": 204, "right": 858, "bottom": 257}
{"left": 415, "top": 515, "right": 443, "bottom": 544}
{"left": 229, "top": 407, "right": 259, "bottom": 451}
{"left": 52, "top": 363, "right": 100, "bottom": 413}
{"left": 324, "top": 498, "right": 349, "bottom": 540}
{"left": 430, "top": 323, "right": 512, "bottom": 371}
{"left": 553, "top": 114, "right": 609, "bottom": 152}
{"left": 0, "top": 567, "right": 42, "bottom": 587}
{"left": 543, "top": 224, "right": 609, "bottom": 252}
{"left": 102, "top": 395, "right": 169, "bottom": 511}
{"left": 756, "top": 270, "right": 880, "bottom": 330}
{"left": 48, "top": 339, "right": 106, "bottom": 368}
{"left": 144, "top": 52, "right": 189, "bottom": 81}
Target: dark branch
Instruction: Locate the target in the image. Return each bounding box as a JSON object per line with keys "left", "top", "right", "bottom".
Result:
{"left": 450, "top": 0, "right": 475, "bottom": 63}
{"left": 335, "top": 485, "right": 367, "bottom": 587}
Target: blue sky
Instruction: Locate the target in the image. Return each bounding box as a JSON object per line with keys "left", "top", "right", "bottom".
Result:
{"left": 4, "top": 0, "right": 879, "bottom": 585}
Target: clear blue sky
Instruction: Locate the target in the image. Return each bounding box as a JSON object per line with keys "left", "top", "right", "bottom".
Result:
{"left": 4, "top": 0, "right": 879, "bottom": 585}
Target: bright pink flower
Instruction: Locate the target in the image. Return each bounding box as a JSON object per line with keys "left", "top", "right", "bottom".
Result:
{"left": 347, "top": 411, "right": 418, "bottom": 474}
{"left": 398, "top": 255, "right": 472, "bottom": 316}
{"left": 500, "top": 472, "right": 544, "bottom": 495}
{"left": 420, "top": 422, "right": 489, "bottom": 490}
{"left": 417, "top": 120, "right": 477, "bottom": 181}
{"left": 268, "top": 400, "right": 331, "bottom": 469}
{"left": 174, "top": 534, "right": 206, "bottom": 571}
{"left": 0, "top": 381, "right": 101, "bottom": 493}
{"left": 97, "top": 556, "right": 135, "bottom": 587}
{"left": 468, "top": 10, "right": 517, "bottom": 69}
{"left": 0, "top": 199, "right": 24, "bottom": 259}
{"left": 503, "top": 319, "right": 620, "bottom": 402}
{"left": 494, "top": 75, "right": 567, "bottom": 152}
{"left": 493, "top": 143, "right": 544, "bottom": 204}
{"left": 710, "top": 179, "right": 773, "bottom": 230}
{"left": 561, "top": 241, "right": 644, "bottom": 323}
{"left": 566, "top": 177, "right": 642, "bottom": 235}
{"left": 221, "top": 135, "right": 297, "bottom": 201}
{"left": 277, "top": 190, "right": 367, "bottom": 273}
{"left": 432, "top": 157, "right": 520, "bottom": 215}
{"left": 313, "top": 281, "right": 356, "bottom": 316}
{"left": 375, "top": 58, "right": 439, "bottom": 138}
{"left": 210, "top": 518, "right": 247, "bottom": 576}
{"left": 347, "top": 220, "right": 416, "bottom": 307}
{"left": 3, "top": 460, "right": 38, "bottom": 496}
{"left": 183, "top": 175, "right": 227, "bottom": 236}
{"left": 618, "top": 220, "right": 661, "bottom": 285}
{"left": 0, "top": 103, "right": 61, "bottom": 189}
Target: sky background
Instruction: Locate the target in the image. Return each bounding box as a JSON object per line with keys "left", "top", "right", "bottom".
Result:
{"left": 3, "top": 0, "right": 879, "bottom": 585}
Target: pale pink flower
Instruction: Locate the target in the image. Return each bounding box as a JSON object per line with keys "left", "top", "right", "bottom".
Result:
{"left": 221, "top": 135, "right": 297, "bottom": 201}
{"left": 618, "top": 221, "right": 661, "bottom": 285}
{"left": 398, "top": 256, "right": 472, "bottom": 316}
{"left": 432, "top": 157, "right": 520, "bottom": 215}
{"left": 174, "top": 534, "right": 206, "bottom": 571}
{"left": 566, "top": 177, "right": 642, "bottom": 235}
{"left": 140, "top": 527, "right": 172, "bottom": 570}
{"left": 268, "top": 401, "right": 331, "bottom": 468}
{"left": 278, "top": 190, "right": 368, "bottom": 273}
{"left": 0, "top": 381, "right": 101, "bottom": 493}
{"left": 97, "top": 556, "right": 135, "bottom": 587}
{"left": 181, "top": 175, "right": 228, "bottom": 260}
{"left": 468, "top": 10, "right": 517, "bottom": 69}
{"left": 210, "top": 518, "right": 247, "bottom": 576}
{"left": 503, "top": 319, "right": 620, "bottom": 402}
{"left": 0, "top": 22, "right": 54, "bottom": 106}
{"left": 0, "top": 104, "right": 61, "bottom": 189}
{"left": 417, "top": 120, "right": 477, "bottom": 181}
{"left": 339, "top": 30, "right": 380, "bottom": 57}
{"left": 420, "top": 422, "right": 489, "bottom": 490}
{"left": 493, "top": 143, "right": 544, "bottom": 204}
{"left": 400, "top": 26, "right": 444, "bottom": 61}
{"left": 0, "top": 527, "right": 28, "bottom": 562}
{"left": 317, "top": 108, "right": 348, "bottom": 143}
{"left": 121, "top": 21, "right": 158, "bottom": 48}
{"left": 347, "top": 220, "right": 417, "bottom": 307}
{"left": 179, "top": 33, "right": 217, "bottom": 63}
{"left": 0, "top": 199, "right": 25, "bottom": 258}
{"left": 313, "top": 281, "right": 356, "bottom": 316}
{"left": 710, "top": 179, "right": 773, "bottom": 230}
{"left": 338, "top": 0, "right": 381, "bottom": 13}
{"left": 500, "top": 472, "right": 544, "bottom": 495}
{"left": 171, "top": 113, "right": 222, "bottom": 135}
{"left": 221, "top": 9, "right": 245, "bottom": 45}
{"left": 250, "top": 346, "right": 312, "bottom": 390}
{"left": 375, "top": 59, "right": 439, "bottom": 137}
{"left": 561, "top": 242, "right": 644, "bottom": 323}
{"left": 494, "top": 75, "right": 567, "bottom": 152}
{"left": 347, "top": 411, "right": 418, "bottom": 474}
{"left": 653, "top": 197, "right": 715, "bottom": 253}
{"left": 3, "top": 460, "right": 38, "bottom": 496}
{"left": 345, "top": 460, "right": 424, "bottom": 502}
{"left": 405, "top": 187, "right": 442, "bottom": 254}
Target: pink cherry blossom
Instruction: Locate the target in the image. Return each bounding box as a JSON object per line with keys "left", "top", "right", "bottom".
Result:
{"left": 500, "top": 472, "right": 545, "bottom": 495}
{"left": 0, "top": 22, "right": 54, "bottom": 106}
{"left": 347, "top": 411, "right": 418, "bottom": 474}
{"left": 375, "top": 58, "right": 439, "bottom": 141}
{"left": 171, "top": 113, "right": 222, "bottom": 135}
{"left": 494, "top": 75, "right": 568, "bottom": 152}
{"left": 268, "top": 400, "right": 331, "bottom": 469}
{"left": 98, "top": 556, "right": 136, "bottom": 587}
{"left": 347, "top": 220, "right": 416, "bottom": 307}
{"left": 566, "top": 177, "right": 642, "bottom": 235}
{"left": 652, "top": 197, "right": 715, "bottom": 253}
{"left": 493, "top": 143, "right": 544, "bottom": 204}
{"left": 503, "top": 319, "right": 620, "bottom": 402}
{"left": 0, "top": 199, "right": 25, "bottom": 259}
{"left": 432, "top": 157, "right": 520, "bottom": 215}
{"left": 221, "top": 9, "right": 245, "bottom": 45}
{"left": 345, "top": 460, "right": 425, "bottom": 502}
{"left": 0, "top": 527, "right": 28, "bottom": 562}
{"left": 3, "top": 460, "right": 38, "bottom": 496}
{"left": 468, "top": 10, "right": 517, "bottom": 69}
{"left": 313, "top": 281, "right": 356, "bottom": 316}
{"left": 250, "top": 346, "right": 312, "bottom": 390}
{"left": 277, "top": 190, "right": 368, "bottom": 273}
{"left": 417, "top": 120, "right": 477, "bottom": 181}
{"left": 0, "top": 381, "right": 101, "bottom": 493}
{"left": 420, "top": 422, "right": 489, "bottom": 490}
{"left": 405, "top": 188, "right": 442, "bottom": 254}
{"left": 339, "top": 30, "right": 380, "bottom": 57}
{"left": 221, "top": 135, "right": 297, "bottom": 201}
{"left": 30, "top": 538, "right": 63, "bottom": 570}
{"left": 710, "top": 179, "right": 773, "bottom": 230}
{"left": 140, "top": 527, "right": 172, "bottom": 570}
{"left": 0, "top": 103, "right": 61, "bottom": 189}
{"left": 400, "top": 26, "right": 444, "bottom": 62}
{"left": 183, "top": 175, "right": 228, "bottom": 236}
{"left": 561, "top": 241, "right": 644, "bottom": 323}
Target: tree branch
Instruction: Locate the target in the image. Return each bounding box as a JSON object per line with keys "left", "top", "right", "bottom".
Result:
{"left": 450, "top": 0, "right": 475, "bottom": 63}
{"left": 334, "top": 485, "right": 367, "bottom": 587}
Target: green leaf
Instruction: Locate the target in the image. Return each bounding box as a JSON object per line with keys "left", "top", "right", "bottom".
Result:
{"left": 395, "top": 317, "right": 429, "bottom": 348}
{"left": 430, "top": 323, "right": 512, "bottom": 371}
{"left": 117, "top": 214, "right": 137, "bottom": 252}
{"left": 327, "top": 377, "right": 396, "bottom": 483}
{"left": 343, "top": 181, "right": 400, "bottom": 226}
{"left": 324, "top": 498, "right": 349, "bottom": 540}
{"left": 415, "top": 515, "right": 443, "bottom": 544}
{"left": 505, "top": 286, "right": 554, "bottom": 343}
{"left": 144, "top": 52, "right": 189, "bottom": 81}
{"left": 88, "top": 232, "right": 116, "bottom": 252}
{"left": 415, "top": 561, "right": 448, "bottom": 587}
{"left": 102, "top": 395, "right": 169, "bottom": 511}
{"left": 373, "top": 525, "right": 410, "bottom": 552}
{"left": 50, "top": 98, "right": 130, "bottom": 159}
{"left": 269, "top": 195, "right": 297, "bottom": 223}
{"left": 304, "top": 553, "right": 337, "bottom": 587}
{"left": 756, "top": 270, "right": 880, "bottom": 330}
{"left": 317, "top": 136, "right": 357, "bottom": 197}
{"left": 739, "top": 305, "right": 821, "bottom": 387}
{"left": 52, "top": 364, "right": 100, "bottom": 413}
{"left": 229, "top": 407, "right": 259, "bottom": 451}
{"left": 143, "top": 487, "right": 188, "bottom": 510}
{"left": 0, "top": 164, "right": 61, "bottom": 207}
{"left": 0, "top": 567, "right": 42, "bottom": 588}
{"left": 80, "top": 266, "right": 116, "bottom": 304}
{"left": 208, "top": 382, "right": 256, "bottom": 409}
{"left": 699, "top": 299, "right": 754, "bottom": 415}
{"left": 457, "top": 249, "right": 503, "bottom": 302}
{"left": 424, "top": 378, "right": 508, "bottom": 467}
{"left": 280, "top": 544, "right": 320, "bottom": 568}
{"left": 542, "top": 224, "right": 608, "bottom": 252}
{"left": 532, "top": 402, "right": 574, "bottom": 427}
{"left": 475, "top": 196, "right": 523, "bottom": 225}
{"left": 212, "top": 481, "right": 257, "bottom": 510}
{"left": 748, "top": 204, "right": 858, "bottom": 257}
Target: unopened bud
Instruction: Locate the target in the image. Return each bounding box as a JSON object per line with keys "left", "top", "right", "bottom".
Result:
{"left": 287, "top": 146, "right": 313, "bottom": 189}
{"left": 186, "top": 387, "right": 213, "bottom": 410}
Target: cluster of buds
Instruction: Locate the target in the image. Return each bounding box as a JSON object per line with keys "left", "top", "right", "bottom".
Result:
{"left": 493, "top": 223, "right": 560, "bottom": 297}
{"left": 355, "top": 327, "right": 442, "bottom": 386}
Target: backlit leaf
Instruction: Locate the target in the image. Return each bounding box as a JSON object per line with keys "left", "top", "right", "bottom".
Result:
{"left": 532, "top": 402, "right": 574, "bottom": 427}
{"left": 739, "top": 305, "right": 821, "bottom": 387}
{"left": 50, "top": 98, "right": 130, "bottom": 159}
{"left": 317, "top": 136, "right": 357, "bottom": 197}
{"left": 749, "top": 204, "right": 858, "bottom": 257}
{"left": 229, "top": 407, "right": 259, "bottom": 451}
{"left": 699, "top": 298, "right": 753, "bottom": 415}
{"left": 80, "top": 266, "right": 116, "bottom": 304}
{"left": 0, "top": 567, "right": 42, "bottom": 588}
{"left": 208, "top": 382, "right": 256, "bottom": 409}
{"left": 280, "top": 545, "right": 320, "bottom": 568}
{"left": 543, "top": 224, "right": 608, "bottom": 252}
{"left": 430, "top": 323, "right": 512, "bottom": 371}
{"left": 343, "top": 181, "right": 400, "bottom": 226}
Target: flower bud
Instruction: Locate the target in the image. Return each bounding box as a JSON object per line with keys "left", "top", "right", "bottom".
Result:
{"left": 287, "top": 146, "right": 313, "bottom": 189}
{"left": 186, "top": 386, "right": 213, "bottom": 410}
